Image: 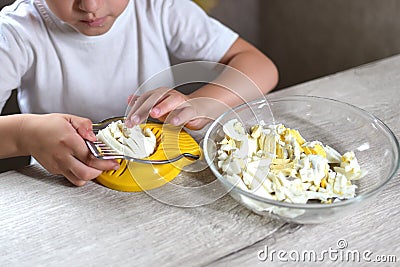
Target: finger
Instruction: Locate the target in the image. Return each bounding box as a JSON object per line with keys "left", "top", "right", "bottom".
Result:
{"left": 69, "top": 160, "right": 103, "bottom": 182}
{"left": 150, "top": 93, "right": 188, "bottom": 119}
{"left": 62, "top": 150, "right": 117, "bottom": 185}
{"left": 67, "top": 114, "right": 97, "bottom": 141}
{"left": 126, "top": 87, "right": 171, "bottom": 126}
{"left": 127, "top": 92, "right": 168, "bottom": 124}
{"left": 85, "top": 155, "right": 120, "bottom": 172}
{"left": 65, "top": 154, "right": 106, "bottom": 182}
{"left": 127, "top": 94, "right": 139, "bottom": 106}
{"left": 63, "top": 169, "right": 89, "bottom": 187}
{"left": 164, "top": 106, "right": 197, "bottom": 126}
{"left": 184, "top": 118, "right": 211, "bottom": 130}
{"left": 81, "top": 129, "right": 97, "bottom": 142}
{"left": 68, "top": 132, "right": 120, "bottom": 171}
{"left": 56, "top": 154, "right": 97, "bottom": 186}
{"left": 126, "top": 92, "right": 153, "bottom": 122}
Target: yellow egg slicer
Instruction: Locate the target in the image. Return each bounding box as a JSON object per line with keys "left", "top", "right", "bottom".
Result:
{"left": 88, "top": 118, "right": 202, "bottom": 192}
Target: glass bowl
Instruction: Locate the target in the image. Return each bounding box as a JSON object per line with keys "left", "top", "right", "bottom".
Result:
{"left": 203, "top": 95, "right": 400, "bottom": 224}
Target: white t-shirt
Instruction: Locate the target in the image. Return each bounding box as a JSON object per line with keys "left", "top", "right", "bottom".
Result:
{"left": 0, "top": 0, "right": 238, "bottom": 122}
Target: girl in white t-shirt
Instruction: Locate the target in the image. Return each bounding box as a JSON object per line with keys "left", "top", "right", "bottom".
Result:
{"left": 0, "top": 0, "right": 278, "bottom": 186}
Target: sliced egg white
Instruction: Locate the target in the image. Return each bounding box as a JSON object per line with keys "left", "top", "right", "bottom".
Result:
{"left": 96, "top": 120, "right": 156, "bottom": 159}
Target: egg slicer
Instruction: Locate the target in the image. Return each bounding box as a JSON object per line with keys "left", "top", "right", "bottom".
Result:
{"left": 86, "top": 117, "right": 202, "bottom": 192}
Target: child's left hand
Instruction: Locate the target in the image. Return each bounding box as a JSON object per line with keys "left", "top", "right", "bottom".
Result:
{"left": 126, "top": 87, "right": 212, "bottom": 130}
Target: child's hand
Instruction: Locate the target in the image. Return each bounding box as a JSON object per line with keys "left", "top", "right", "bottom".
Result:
{"left": 126, "top": 88, "right": 212, "bottom": 130}
{"left": 19, "top": 113, "right": 120, "bottom": 186}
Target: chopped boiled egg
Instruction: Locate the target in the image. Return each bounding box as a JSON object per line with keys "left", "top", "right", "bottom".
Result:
{"left": 96, "top": 120, "right": 156, "bottom": 159}
{"left": 217, "top": 119, "right": 366, "bottom": 210}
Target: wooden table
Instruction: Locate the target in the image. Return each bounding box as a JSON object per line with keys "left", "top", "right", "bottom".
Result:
{"left": 1, "top": 55, "right": 399, "bottom": 266}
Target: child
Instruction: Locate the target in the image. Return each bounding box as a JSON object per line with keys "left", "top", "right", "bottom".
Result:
{"left": 0, "top": 0, "right": 278, "bottom": 186}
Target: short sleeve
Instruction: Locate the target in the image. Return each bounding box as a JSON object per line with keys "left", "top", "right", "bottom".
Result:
{"left": 0, "top": 20, "right": 30, "bottom": 112}
{"left": 160, "top": 0, "right": 238, "bottom": 62}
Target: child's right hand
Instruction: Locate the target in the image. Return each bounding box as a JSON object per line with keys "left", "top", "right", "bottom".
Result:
{"left": 18, "top": 113, "right": 120, "bottom": 186}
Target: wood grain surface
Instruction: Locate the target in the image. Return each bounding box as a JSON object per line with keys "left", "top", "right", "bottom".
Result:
{"left": 1, "top": 55, "right": 399, "bottom": 266}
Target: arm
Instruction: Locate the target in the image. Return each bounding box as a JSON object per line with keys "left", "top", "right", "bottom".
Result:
{"left": 191, "top": 37, "right": 278, "bottom": 105}
{"left": 0, "top": 113, "right": 119, "bottom": 186}
{"left": 126, "top": 38, "right": 278, "bottom": 129}
{"left": 186, "top": 37, "right": 279, "bottom": 128}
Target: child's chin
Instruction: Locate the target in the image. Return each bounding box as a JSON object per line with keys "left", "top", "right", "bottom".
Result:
{"left": 80, "top": 26, "right": 112, "bottom": 36}
{"left": 73, "top": 21, "right": 114, "bottom": 36}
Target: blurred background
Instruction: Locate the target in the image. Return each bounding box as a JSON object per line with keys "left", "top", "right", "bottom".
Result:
{"left": 1, "top": 0, "right": 400, "bottom": 172}
{"left": 209, "top": 0, "right": 400, "bottom": 88}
